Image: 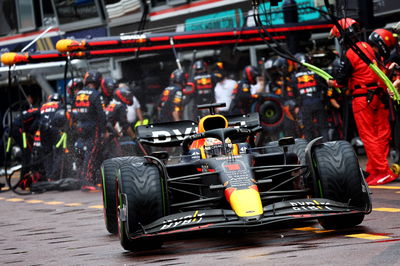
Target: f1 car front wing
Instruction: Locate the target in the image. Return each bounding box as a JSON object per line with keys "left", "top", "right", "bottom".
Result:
{"left": 122, "top": 198, "right": 370, "bottom": 241}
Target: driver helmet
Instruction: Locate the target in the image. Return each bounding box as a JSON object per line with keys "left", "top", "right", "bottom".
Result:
{"left": 203, "top": 137, "right": 232, "bottom": 158}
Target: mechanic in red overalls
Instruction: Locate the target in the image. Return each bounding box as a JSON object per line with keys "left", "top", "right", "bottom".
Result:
{"left": 327, "top": 18, "right": 397, "bottom": 185}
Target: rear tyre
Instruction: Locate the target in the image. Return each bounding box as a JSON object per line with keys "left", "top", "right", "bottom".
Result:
{"left": 313, "top": 141, "right": 370, "bottom": 229}
{"left": 288, "top": 138, "right": 308, "bottom": 164}
{"left": 117, "top": 157, "right": 164, "bottom": 251}
{"left": 288, "top": 138, "right": 308, "bottom": 189}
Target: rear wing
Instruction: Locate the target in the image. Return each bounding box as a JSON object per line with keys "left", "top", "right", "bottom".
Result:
{"left": 226, "top": 112, "right": 260, "bottom": 130}
{"left": 136, "top": 113, "right": 260, "bottom": 147}
{"left": 136, "top": 120, "right": 198, "bottom": 147}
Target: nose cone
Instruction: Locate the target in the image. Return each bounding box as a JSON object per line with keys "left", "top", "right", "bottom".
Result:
{"left": 225, "top": 186, "right": 263, "bottom": 218}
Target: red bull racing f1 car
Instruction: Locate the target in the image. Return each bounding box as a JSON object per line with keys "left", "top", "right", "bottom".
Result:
{"left": 101, "top": 103, "right": 371, "bottom": 251}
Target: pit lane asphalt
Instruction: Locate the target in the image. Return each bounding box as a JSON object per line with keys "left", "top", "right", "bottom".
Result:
{"left": 1, "top": 156, "right": 400, "bottom": 265}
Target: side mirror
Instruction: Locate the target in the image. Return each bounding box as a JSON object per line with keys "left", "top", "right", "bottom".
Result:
{"left": 278, "top": 137, "right": 295, "bottom": 146}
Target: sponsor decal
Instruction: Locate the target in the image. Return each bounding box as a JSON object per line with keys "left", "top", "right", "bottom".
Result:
{"left": 160, "top": 211, "right": 206, "bottom": 230}
{"left": 290, "top": 200, "right": 333, "bottom": 211}
{"left": 120, "top": 34, "right": 146, "bottom": 41}
{"left": 215, "top": 155, "right": 242, "bottom": 160}
{"left": 152, "top": 127, "right": 196, "bottom": 143}
{"left": 224, "top": 164, "right": 241, "bottom": 171}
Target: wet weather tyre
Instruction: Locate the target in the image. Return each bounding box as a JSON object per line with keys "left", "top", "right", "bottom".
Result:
{"left": 101, "top": 157, "right": 133, "bottom": 234}
{"left": 313, "top": 141, "right": 369, "bottom": 229}
{"left": 288, "top": 138, "right": 308, "bottom": 164}
{"left": 117, "top": 157, "right": 164, "bottom": 251}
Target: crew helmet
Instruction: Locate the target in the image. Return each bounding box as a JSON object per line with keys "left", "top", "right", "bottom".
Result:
{"left": 66, "top": 78, "right": 84, "bottom": 96}
{"left": 83, "top": 70, "right": 102, "bottom": 88}
{"left": 329, "top": 18, "right": 361, "bottom": 41}
{"left": 100, "top": 77, "right": 118, "bottom": 98}
{"left": 368, "top": 28, "right": 397, "bottom": 60}
{"left": 294, "top": 52, "right": 311, "bottom": 64}
{"left": 193, "top": 59, "right": 208, "bottom": 73}
{"left": 242, "top": 65, "right": 260, "bottom": 85}
{"left": 170, "top": 68, "right": 187, "bottom": 85}
{"left": 113, "top": 85, "right": 134, "bottom": 106}
{"left": 48, "top": 93, "right": 62, "bottom": 102}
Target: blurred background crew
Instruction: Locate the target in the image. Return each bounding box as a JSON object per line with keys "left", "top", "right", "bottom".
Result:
{"left": 267, "top": 56, "right": 301, "bottom": 138}
{"left": 293, "top": 53, "right": 329, "bottom": 142}
{"left": 66, "top": 78, "right": 84, "bottom": 108}
{"left": 122, "top": 83, "right": 145, "bottom": 126}
{"left": 100, "top": 77, "right": 118, "bottom": 106}
{"left": 10, "top": 106, "right": 40, "bottom": 182}
{"left": 157, "top": 68, "right": 186, "bottom": 122}
{"left": 103, "top": 85, "right": 136, "bottom": 159}
{"left": 73, "top": 70, "right": 106, "bottom": 191}
{"left": 213, "top": 62, "right": 237, "bottom": 114}
{"left": 185, "top": 59, "right": 217, "bottom": 118}
{"left": 35, "top": 94, "right": 64, "bottom": 181}
{"left": 229, "top": 65, "right": 260, "bottom": 115}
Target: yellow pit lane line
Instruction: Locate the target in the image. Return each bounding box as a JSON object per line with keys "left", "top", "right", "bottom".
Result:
{"left": 6, "top": 198, "right": 24, "bottom": 202}
{"left": 369, "top": 185, "right": 400, "bottom": 189}
{"left": 64, "top": 203, "right": 83, "bottom": 207}
{"left": 346, "top": 233, "right": 391, "bottom": 240}
{"left": 44, "top": 201, "right": 64, "bottom": 205}
{"left": 88, "top": 205, "right": 103, "bottom": 209}
{"left": 25, "top": 200, "right": 44, "bottom": 204}
{"left": 373, "top": 208, "right": 400, "bottom": 212}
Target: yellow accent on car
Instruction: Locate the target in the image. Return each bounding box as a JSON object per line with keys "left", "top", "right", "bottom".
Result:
{"left": 198, "top": 114, "right": 228, "bottom": 133}
{"left": 229, "top": 188, "right": 263, "bottom": 217}
{"left": 232, "top": 143, "right": 239, "bottom": 155}
{"left": 199, "top": 146, "right": 206, "bottom": 159}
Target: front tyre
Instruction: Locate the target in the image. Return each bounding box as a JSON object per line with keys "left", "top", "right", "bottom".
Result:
{"left": 312, "top": 141, "right": 370, "bottom": 229}
{"left": 117, "top": 157, "right": 165, "bottom": 251}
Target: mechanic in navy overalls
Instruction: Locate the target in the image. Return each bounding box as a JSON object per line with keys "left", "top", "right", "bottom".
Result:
{"left": 185, "top": 60, "right": 217, "bottom": 117}
{"left": 35, "top": 94, "right": 64, "bottom": 180}
{"left": 157, "top": 69, "right": 186, "bottom": 122}
{"left": 104, "top": 85, "right": 136, "bottom": 158}
{"left": 294, "top": 53, "right": 329, "bottom": 142}
{"left": 229, "top": 65, "right": 260, "bottom": 115}
{"left": 11, "top": 106, "right": 40, "bottom": 180}
{"left": 100, "top": 77, "right": 117, "bottom": 107}
{"left": 73, "top": 70, "right": 107, "bottom": 191}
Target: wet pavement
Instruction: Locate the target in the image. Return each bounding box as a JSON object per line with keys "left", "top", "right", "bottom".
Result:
{"left": 0, "top": 155, "right": 400, "bottom": 265}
